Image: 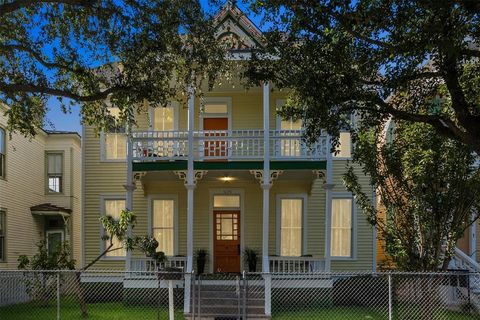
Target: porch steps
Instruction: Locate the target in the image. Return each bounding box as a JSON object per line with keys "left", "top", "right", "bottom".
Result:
{"left": 190, "top": 282, "right": 269, "bottom": 320}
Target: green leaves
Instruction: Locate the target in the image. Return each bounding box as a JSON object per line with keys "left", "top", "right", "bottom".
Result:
{"left": 344, "top": 119, "right": 480, "bottom": 271}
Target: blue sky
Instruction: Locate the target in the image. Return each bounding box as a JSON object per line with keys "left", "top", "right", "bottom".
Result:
{"left": 44, "top": 1, "right": 262, "bottom": 135}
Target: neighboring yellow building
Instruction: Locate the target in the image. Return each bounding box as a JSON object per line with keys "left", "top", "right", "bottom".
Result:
{"left": 0, "top": 104, "right": 81, "bottom": 269}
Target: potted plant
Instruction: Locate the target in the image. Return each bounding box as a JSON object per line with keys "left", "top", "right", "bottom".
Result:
{"left": 195, "top": 249, "right": 208, "bottom": 274}
{"left": 244, "top": 248, "right": 259, "bottom": 272}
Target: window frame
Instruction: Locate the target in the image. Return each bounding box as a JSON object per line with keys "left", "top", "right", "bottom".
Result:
{"left": 0, "top": 208, "right": 6, "bottom": 262}
{"left": 330, "top": 193, "right": 357, "bottom": 260}
{"left": 148, "top": 194, "right": 178, "bottom": 256}
{"left": 46, "top": 230, "right": 65, "bottom": 255}
{"left": 100, "top": 195, "right": 127, "bottom": 260}
{"left": 100, "top": 107, "right": 127, "bottom": 162}
{"left": 0, "top": 127, "right": 6, "bottom": 180}
{"left": 45, "top": 151, "right": 64, "bottom": 194}
{"left": 148, "top": 101, "right": 179, "bottom": 131}
{"left": 275, "top": 194, "right": 308, "bottom": 257}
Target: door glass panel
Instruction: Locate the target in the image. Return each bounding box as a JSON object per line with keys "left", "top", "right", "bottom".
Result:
{"left": 47, "top": 232, "right": 63, "bottom": 255}
{"left": 216, "top": 213, "right": 238, "bottom": 240}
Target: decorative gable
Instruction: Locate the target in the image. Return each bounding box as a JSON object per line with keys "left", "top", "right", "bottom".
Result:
{"left": 214, "top": 1, "right": 264, "bottom": 51}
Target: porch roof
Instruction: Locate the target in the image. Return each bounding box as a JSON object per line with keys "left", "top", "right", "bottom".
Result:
{"left": 132, "top": 160, "right": 326, "bottom": 172}
{"left": 30, "top": 203, "right": 72, "bottom": 217}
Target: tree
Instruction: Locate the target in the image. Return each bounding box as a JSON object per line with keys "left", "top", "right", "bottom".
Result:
{"left": 343, "top": 120, "right": 480, "bottom": 271}
{"left": 246, "top": 0, "right": 480, "bottom": 153}
{"left": 1, "top": 0, "right": 226, "bottom": 135}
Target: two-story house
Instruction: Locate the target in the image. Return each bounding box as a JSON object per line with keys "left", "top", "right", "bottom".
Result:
{"left": 0, "top": 104, "right": 82, "bottom": 269}
{"left": 81, "top": 3, "right": 377, "bottom": 317}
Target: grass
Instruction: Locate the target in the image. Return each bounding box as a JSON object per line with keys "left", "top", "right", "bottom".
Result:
{"left": 0, "top": 300, "right": 477, "bottom": 319}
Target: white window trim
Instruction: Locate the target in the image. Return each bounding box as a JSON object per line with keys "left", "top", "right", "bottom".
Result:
{"left": 147, "top": 194, "right": 179, "bottom": 256}
{"left": 275, "top": 194, "right": 308, "bottom": 257}
{"left": 199, "top": 97, "right": 232, "bottom": 131}
{"left": 45, "top": 151, "right": 64, "bottom": 195}
{"left": 208, "top": 188, "right": 244, "bottom": 273}
{"left": 46, "top": 230, "right": 65, "bottom": 254}
{"left": 148, "top": 101, "right": 180, "bottom": 131}
{"left": 99, "top": 195, "right": 126, "bottom": 260}
{"left": 330, "top": 192, "right": 357, "bottom": 260}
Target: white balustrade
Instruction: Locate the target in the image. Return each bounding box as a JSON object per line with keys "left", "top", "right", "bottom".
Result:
{"left": 269, "top": 256, "right": 325, "bottom": 273}
{"left": 132, "top": 130, "right": 327, "bottom": 162}
{"left": 130, "top": 257, "right": 187, "bottom": 277}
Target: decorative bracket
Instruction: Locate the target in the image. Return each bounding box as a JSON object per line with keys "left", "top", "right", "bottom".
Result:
{"left": 249, "top": 170, "right": 283, "bottom": 186}
{"left": 173, "top": 170, "right": 208, "bottom": 185}
{"left": 312, "top": 170, "right": 326, "bottom": 184}
{"left": 133, "top": 172, "right": 146, "bottom": 183}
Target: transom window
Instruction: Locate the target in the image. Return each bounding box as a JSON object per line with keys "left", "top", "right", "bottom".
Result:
{"left": 103, "top": 199, "right": 126, "bottom": 257}
{"left": 331, "top": 198, "right": 353, "bottom": 257}
{"left": 213, "top": 195, "right": 240, "bottom": 208}
{"left": 152, "top": 199, "right": 175, "bottom": 256}
{"left": 0, "top": 128, "right": 5, "bottom": 179}
{"left": 280, "top": 198, "right": 303, "bottom": 257}
{"left": 47, "top": 153, "right": 63, "bottom": 193}
{"left": 204, "top": 103, "right": 228, "bottom": 114}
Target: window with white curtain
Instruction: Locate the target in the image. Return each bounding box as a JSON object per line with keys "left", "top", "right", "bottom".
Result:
{"left": 152, "top": 199, "right": 175, "bottom": 256}
{"left": 331, "top": 198, "right": 353, "bottom": 257}
{"left": 46, "top": 153, "right": 63, "bottom": 193}
{"left": 104, "top": 107, "right": 126, "bottom": 160}
{"left": 279, "top": 118, "right": 303, "bottom": 157}
{"left": 103, "top": 199, "right": 126, "bottom": 257}
{"left": 333, "top": 132, "right": 352, "bottom": 158}
{"left": 153, "top": 106, "right": 175, "bottom": 131}
{"left": 280, "top": 198, "right": 303, "bottom": 256}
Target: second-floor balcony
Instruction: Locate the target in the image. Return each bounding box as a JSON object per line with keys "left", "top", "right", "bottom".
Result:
{"left": 132, "top": 130, "right": 327, "bottom": 162}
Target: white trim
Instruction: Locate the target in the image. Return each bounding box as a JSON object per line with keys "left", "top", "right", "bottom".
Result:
{"left": 199, "top": 97, "right": 232, "bottom": 132}
{"left": 81, "top": 125, "right": 85, "bottom": 268}
{"left": 99, "top": 195, "right": 126, "bottom": 260}
{"left": 147, "top": 194, "right": 179, "bottom": 256}
{"left": 148, "top": 101, "right": 179, "bottom": 131}
{"left": 330, "top": 192, "right": 357, "bottom": 260}
{"left": 275, "top": 194, "right": 308, "bottom": 256}
{"left": 208, "top": 188, "right": 245, "bottom": 273}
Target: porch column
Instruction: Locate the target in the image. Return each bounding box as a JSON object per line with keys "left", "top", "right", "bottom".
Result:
{"left": 124, "top": 123, "right": 136, "bottom": 271}
{"left": 262, "top": 81, "right": 272, "bottom": 317}
{"left": 262, "top": 81, "right": 270, "bottom": 272}
{"left": 184, "top": 83, "right": 195, "bottom": 315}
{"left": 324, "top": 135, "right": 334, "bottom": 272}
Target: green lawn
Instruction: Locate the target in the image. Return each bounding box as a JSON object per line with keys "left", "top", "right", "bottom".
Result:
{"left": 0, "top": 300, "right": 477, "bottom": 319}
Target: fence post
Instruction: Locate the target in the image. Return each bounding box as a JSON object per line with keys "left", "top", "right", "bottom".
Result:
{"left": 191, "top": 271, "right": 195, "bottom": 320}
{"left": 168, "top": 280, "right": 174, "bottom": 320}
{"left": 264, "top": 273, "right": 271, "bottom": 316}
{"left": 242, "top": 271, "right": 247, "bottom": 320}
{"left": 56, "top": 272, "right": 60, "bottom": 320}
{"left": 388, "top": 273, "right": 392, "bottom": 320}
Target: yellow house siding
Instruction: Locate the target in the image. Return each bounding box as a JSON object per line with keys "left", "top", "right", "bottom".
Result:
{"left": 0, "top": 109, "right": 81, "bottom": 269}
{"left": 330, "top": 159, "right": 375, "bottom": 271}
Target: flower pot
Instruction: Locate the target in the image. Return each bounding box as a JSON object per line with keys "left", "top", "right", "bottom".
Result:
{"left": 197, "top": 257, "right": 206, "bottom": 274}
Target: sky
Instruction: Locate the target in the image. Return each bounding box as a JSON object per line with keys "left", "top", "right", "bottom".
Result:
{"left": 43, "top": 1, "right": 263, "bottom": 135}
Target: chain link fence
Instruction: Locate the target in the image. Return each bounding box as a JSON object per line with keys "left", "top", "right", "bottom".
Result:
{"left": 0, "top": 270, "right": 479, "bottom": 319}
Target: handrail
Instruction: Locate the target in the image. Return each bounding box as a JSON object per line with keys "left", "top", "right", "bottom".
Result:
{"left": 453, "top": 247, "right": 480, "bottom": 272}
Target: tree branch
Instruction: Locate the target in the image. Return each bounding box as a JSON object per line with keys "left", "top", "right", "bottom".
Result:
{"left": 0, "top": 43, "right": 85, "bottom": 74}
{"left": 0, "top": 0, "right": 96, "bottom": 17}
{"left": 0, "top": 81, "right": 129, "bottom": 102}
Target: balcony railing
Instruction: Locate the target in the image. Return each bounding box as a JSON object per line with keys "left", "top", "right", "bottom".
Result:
{"left": 129, "top": 256, "right": 187, "bottom": 276}
{"left": 269, "top": 256, "right": 325, "bottom": 273}
{"left": 132, "top": 130, "right": 327, "bottom": 162}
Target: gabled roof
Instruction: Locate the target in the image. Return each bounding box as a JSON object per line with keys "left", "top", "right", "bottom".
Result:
{"left": 213, "top": 1, "right": 264, "bottom": 50}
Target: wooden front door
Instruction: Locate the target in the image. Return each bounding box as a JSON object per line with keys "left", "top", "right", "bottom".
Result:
{"left": 203, "top": 118, "right": 228, "bottom": 159}
{"left": 214, "top": 210, "right": 240, "bottom": 273}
